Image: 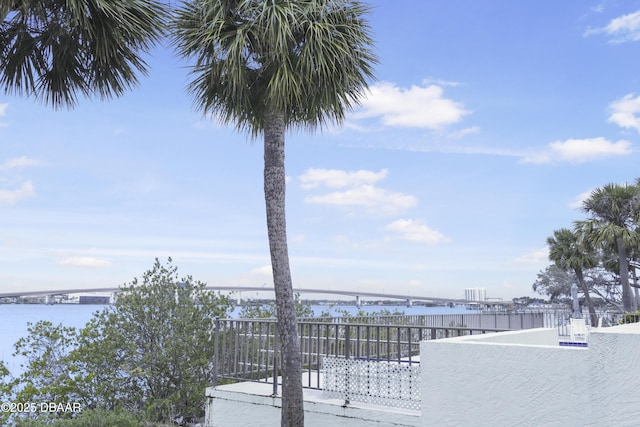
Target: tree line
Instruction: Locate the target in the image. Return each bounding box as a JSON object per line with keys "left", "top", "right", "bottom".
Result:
{"left": 0, "top": 258, "right": 234, "bottom": 426}
{"left": 534, "top": 179, "right": 640, "bottom": 324}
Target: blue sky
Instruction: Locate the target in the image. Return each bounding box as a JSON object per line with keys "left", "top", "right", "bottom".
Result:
{"left": 2, "top": 0, "right": 640, "bottom": 301}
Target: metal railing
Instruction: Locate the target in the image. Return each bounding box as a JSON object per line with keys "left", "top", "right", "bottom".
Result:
{"left": 212, "top": 313, "right": 544, "bottom": 395}
{"left": 521, "top": 308, "right": 629, "bottom": 336}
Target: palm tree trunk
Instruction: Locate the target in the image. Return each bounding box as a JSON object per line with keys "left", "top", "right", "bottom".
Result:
{"left": 617, "top": 237, "right": 634, "bottom": 312}
{"left": 263, "top": 109, "right": 304, "bottom": 427}
{"left": 575, "top": 268, "right": 597, "bottom": 327}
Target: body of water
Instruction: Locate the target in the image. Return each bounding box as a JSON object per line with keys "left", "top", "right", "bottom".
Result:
{"left": 0, "top": 303, "right": 473, "bottom": 376}
{"left": 0, "top": 304, "right": 103, "bottom": 376}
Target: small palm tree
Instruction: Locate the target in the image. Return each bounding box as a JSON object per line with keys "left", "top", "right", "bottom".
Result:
{"left": 1, "top": 0, "right": 168, "bottom": 108}
{"left": 547, "top": 228, "right": 598, "bottom": 325}
{"left": 173, "top": 1, "right": 376, "bottom": 425}
{"left": 577, "top": 182, "right": 640, "bottom": 312}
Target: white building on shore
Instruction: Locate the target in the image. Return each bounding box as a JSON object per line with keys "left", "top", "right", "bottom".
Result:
{"left": 464, "top": 287, "right": 487, "bottom": 302}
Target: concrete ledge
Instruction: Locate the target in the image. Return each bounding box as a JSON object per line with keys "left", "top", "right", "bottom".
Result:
{"left": 205, "top": 381, "right": 419, "bottom": 427}
{"left": 436, "top": 327, "right": 560, "bottom": 346}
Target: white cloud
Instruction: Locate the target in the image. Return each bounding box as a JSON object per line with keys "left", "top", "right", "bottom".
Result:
{"left": 0, "top": 156, "right": 39, "bottom": 170}
{"left": 249, "top": 265, "right": 273, "bottom": 276}
{"left": 333, "top": 234, "right": 352, "bottom": 245}
{"left": 421, "top": 77, "right": 461, "bottom": 87}
{"left": 447, "top": 126, "right": 480, "bottom": 139}
{"left": 352, "top": 81, "right": 470, "bottom": 129}
{"left": 240, "top": 265, "right": 275, "bottom": 287}
{"left": 305, "top": 184, "right": 417, "bottom": 215}
{"left": 608, "top": 93, "right": 640, "bottom": 132}
{"left": 523, "top": 137, "right": 631, "bottom": 163}
{"left": 290, "top": 234, "right": 305, "bottom": 244}
{"left": 384, "top": 218, "right": 450, "bottom": 245}
{"left": 299, "top": 168, "right": 387, "bottom": 189}
{"left": 59, "top": 257, "right": 112, "bottom": 268}
{"left": 585, "top": 10, "right": 640, "bottom": 43}
{"left": 513, "top": 247, "right": 549, "bottom": 265}
{"left": 301, "top": 167, "right": 418, "bottom": 216}
{"left": 0, "top": 180, "right": 34, "bottom": 205}
{"left": 0, "top": 104, "right": 8, "bottom": 127}
{"left": 568, "top": 190, "right": 592, "bottom": 209}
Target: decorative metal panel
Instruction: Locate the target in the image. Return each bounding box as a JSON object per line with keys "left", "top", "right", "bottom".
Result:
{"left": 322, "top": 356, "right": 421, "bottom": 411}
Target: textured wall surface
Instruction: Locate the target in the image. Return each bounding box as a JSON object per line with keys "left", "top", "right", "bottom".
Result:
{"left": 421, "top": 325, "right": 640, "bottom": 427}
{"left": 205, "top": 382, "right": 419, "bottom": 427}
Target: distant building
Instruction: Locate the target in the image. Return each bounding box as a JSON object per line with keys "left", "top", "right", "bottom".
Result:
{"left": 79, "top": 295, "right": 110, "bottom": 304}
{"left": 464, "top": 287, "right": 487, "bottom": 302}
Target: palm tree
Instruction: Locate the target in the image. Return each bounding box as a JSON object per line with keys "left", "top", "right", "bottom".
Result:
{"left": 547, "top": 228, "right": 598, "bottom": 326}
{"left": 173, "top": 1, "right": 376, "bottom": 425}
{"left": 1, "top": 0, "right": 168, "bottom": 108}
{"left": 577, "top": 182, "right": 640, "bottom": 312}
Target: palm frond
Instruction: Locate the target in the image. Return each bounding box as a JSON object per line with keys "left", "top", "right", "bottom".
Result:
{"left": 172, "top": 0, "right": 377, "bottom": 135}
{"left": 1, "top": 0, "right": 169, "bottom": 108}
{"left": 582, "top": 182, "right": 640, "bottom": 227}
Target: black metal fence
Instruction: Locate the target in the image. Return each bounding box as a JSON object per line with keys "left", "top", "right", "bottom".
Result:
{"left": 213, "top": 313, "right": 544, "bottom": 394}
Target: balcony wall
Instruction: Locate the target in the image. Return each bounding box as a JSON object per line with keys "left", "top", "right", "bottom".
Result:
{"left": 206, "top": 323, "right": 640, "bottom": 426}
{"left": 420, "top": 324, "right": 640, "bottom": 426}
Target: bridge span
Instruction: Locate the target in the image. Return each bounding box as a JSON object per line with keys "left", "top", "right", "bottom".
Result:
{"left": 0, "top": 285, "right": 474, "bottom": 305}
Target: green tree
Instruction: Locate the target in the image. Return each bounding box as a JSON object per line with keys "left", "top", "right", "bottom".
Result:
{"left": 173, "top": 2, "right": 376, "bottom": 425}
{"left": 0, "top": 361, "right": 12, "bottom": 426}
{"left": 532, "top": 264, "right": 575, "bottom": 302}
{"left": 0, "top": 0, "right": 167, "bottom": 107}
{"left": 240, "top": 293, "right": 314, "bottom": 318}
{"left": 577, "top": 182, "right": 640, "bottom": 312}
{"left": 5, "top": 258, "right": 233, "bottom": 425}
{"left": 79, "top": 258, "right": 232, "bottom": 422}
{"left": 7, "top": 321, "right": 90, "bottom": 425}
{"left": 547, "top": 228, "right": 598, "bottom": 325}
{"left": 14, "top": 408, "right": 142, "bottom": 427}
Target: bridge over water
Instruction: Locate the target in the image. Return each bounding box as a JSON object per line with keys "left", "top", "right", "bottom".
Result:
{"left": 0, "top": 286, "right": 488, "bottom": 307}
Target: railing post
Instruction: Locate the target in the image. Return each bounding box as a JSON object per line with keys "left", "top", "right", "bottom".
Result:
{"left": 272, "top": 322, "right": 279, "bottom": 396}
{"left": 213, "top": 318, "right": 219, "bottom": 388}
{"left": 344, "top": 323, "right": 351, "bottom": 405}
{"left": 345, "top": 324, "right": 351, "bottom": 360}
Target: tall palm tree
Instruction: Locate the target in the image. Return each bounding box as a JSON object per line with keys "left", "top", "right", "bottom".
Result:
{"left": 173, "top": 1, "right": 376, "bottom": 425}
{"left": 547, "top": 228, "right": 598, "bottom": 326}
{"left": 577, "top": 182, "right": 640, "bottom": 312}
{"left": 1, "top": 0, "right": 168, "bottom": 108}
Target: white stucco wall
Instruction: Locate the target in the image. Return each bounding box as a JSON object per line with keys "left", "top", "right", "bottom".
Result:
{"left": 206, "top": 325, "right": 640, "bottom": 426}
{"left": 205, "top": 381, "right": 419, "bottom": 427}
{"left": 420, "top": 324, "right": 640, "bottom": 427}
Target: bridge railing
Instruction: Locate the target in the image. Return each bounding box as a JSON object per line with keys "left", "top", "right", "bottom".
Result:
{"left": 212, "top": 313, "right": 543, "bottom": 395}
